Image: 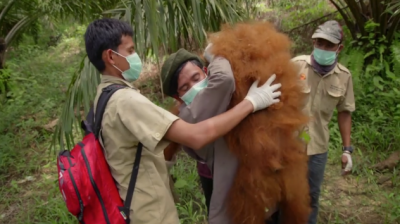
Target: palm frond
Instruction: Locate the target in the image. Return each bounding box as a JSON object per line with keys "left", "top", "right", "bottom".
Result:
{"left": 52, "top": 57, "right": 100, "bottom": 151}
{"left": 52, "top": 0, "right": 256, "bottom": 152}
{"left": 5, "top": 15, "right": 38, "bottom": 46}
{"left": 0, "top": 0, "right": 17, "bottom": 25}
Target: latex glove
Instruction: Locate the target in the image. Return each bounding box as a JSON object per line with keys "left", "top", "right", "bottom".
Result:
{"left": 203, "top": 43, "right": 214, "bottom": 63}
{"left": 341, "top": 151, "right": 353, "bottom": 176}
{"left": 244, "top": 74, "right": 282, "bottom": 112}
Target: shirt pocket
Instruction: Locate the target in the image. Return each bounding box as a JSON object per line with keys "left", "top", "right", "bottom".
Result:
{"left": 322, "top": 87, "right": 342, "bottom": 115}
{"left": 301, "top": 84, "right": 311, "bottom": 113}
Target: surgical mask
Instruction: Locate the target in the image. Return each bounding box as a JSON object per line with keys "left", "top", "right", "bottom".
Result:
{"left": 112, "top": 51, "right": 142, "bottom": 82}
{"left": 313, "top": 47, "right": 339, "bottom": 66}
{"left": 180, "top": 77, "right": 208, "bottom": 105}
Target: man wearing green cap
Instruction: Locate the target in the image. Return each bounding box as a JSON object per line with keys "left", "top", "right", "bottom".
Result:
{"left": 161, "top": 44, "right": 282, "bottom": 224}
{"left": 85, "top": 18, "right": 282, "bottom": 224}
{"left": 292, "top": 20, "right": 355, "bottom": 224}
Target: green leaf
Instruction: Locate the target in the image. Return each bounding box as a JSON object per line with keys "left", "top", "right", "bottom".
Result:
{"left": 373, "top": 76, "right": 384, "bottom": 91}
{"left": 174, "top": 179, "right": 188, "bottom": 189}
{"left": 300, "top": 131, "right": 311, "bottom": 144}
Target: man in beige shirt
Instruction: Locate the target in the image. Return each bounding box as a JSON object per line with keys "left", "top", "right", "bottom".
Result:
{"left": 292, "top": 20, "right": 355, "bottom": 224}
{"left": 84, "top": 18, "right": 282, "bottom": 224}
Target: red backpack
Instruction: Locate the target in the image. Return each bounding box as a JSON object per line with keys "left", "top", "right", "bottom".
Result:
{"left": 57, "top": 84, "right": 142, "bottom": 224}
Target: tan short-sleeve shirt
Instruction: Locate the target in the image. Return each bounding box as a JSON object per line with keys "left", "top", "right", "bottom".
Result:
{"left": 292, "top": 55, "right": 355, "bottom": 155}
{"left": 94, "top": 75, "right": 180, "bottom": 224}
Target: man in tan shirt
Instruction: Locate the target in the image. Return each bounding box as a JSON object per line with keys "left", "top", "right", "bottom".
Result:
{"left": 292, "top": 20, "right": 355, "bottom": 224}
{"left": 84, "top": 18, "right": 282, "bottom": 224}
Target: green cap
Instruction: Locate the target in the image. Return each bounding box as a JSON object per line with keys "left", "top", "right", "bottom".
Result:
{"left": 312, "top": 20, "right": 343, "bottom": 44}
{"left": 161, "top": 48, "right": 203, "bottom": 96}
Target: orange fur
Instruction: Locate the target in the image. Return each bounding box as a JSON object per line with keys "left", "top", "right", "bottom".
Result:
{"left": 207, "top": 21, "right": 311, "bottom": 224}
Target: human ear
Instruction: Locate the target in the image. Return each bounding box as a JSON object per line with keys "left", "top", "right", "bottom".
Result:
{"left": 203, "top": 66, "right": 208, "bottom": 75}
{"left": 103, "top": 49, "right": 116, "bottom": 65}
{"left": 338, "top": 44, "right": 344, "bottom": 53}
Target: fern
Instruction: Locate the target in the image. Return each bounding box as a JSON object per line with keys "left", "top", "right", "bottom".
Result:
{"left": 340, "top": 48, "right": 364, "bottom": 77}
{"left": 390, "top": 41, "right": 400, "bottom": 76}
{"left": 0, "top": 67, "right": 14, "bottom": 99}
{"left": 339, "top": 47, "right": 365, "bottom": 97}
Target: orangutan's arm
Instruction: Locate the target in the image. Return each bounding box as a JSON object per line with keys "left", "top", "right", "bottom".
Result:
{"left": 164, "top": 142, "right": 181, "bottom": 161}
{"left": 164, "top": 99, "right": 253, "bottom": 150}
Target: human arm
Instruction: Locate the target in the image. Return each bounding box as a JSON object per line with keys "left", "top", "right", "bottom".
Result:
{"left": 165, "top": 99, "right": 253, "bottom": 150}
{"left": 118, "top": 74, "right": 281, "bottom": 151}
{"left": 337, "top": 75, "right": 355, "bottom": 175}
{"left": 166, "top": 73, "right": 281, "bottom": 149}
{"left": 180, "top": 57, "right": 235, "bottom": 123}
{"left": 338, "top": 111, "right": 352, "bottom": 147}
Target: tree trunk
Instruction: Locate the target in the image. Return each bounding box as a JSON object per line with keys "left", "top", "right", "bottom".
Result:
{"left": 0, "top": 38, "right": 6, "bottom": 70}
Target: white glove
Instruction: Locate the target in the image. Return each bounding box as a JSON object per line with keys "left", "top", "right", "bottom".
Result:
{"left": 341, "top": 151, "right": 353, "bottom": 175}
{"left": 244, "top": 74, "right": 282, "bottom": 112}
{"left": 203, "top": 43, "right": 214, "bottom": 62}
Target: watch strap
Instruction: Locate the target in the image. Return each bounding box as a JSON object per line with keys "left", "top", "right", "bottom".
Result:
{"left": 342, "top": 146, "right": 353, "bottom": 153}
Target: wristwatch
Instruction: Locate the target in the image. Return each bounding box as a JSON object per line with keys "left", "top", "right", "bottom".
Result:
{"left": 342, "top": 146, "right": 354, "bottom": 154}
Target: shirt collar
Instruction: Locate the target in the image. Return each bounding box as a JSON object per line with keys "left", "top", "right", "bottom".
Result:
{"left": 305, "top": 55, "right": 339, "bottom": 76}
{"left": 101, "top": 75, "right": 136, "bottom": 89}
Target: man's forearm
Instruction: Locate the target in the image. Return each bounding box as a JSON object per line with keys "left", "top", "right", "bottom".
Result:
{"left": 196, "top": 99, "right": 253, "bottom": 142}
{"left": 338, "top": 111, "right": 352, "bottom": 147}
{"left": 165, "top": 99, "right": 253, "bottom": 150}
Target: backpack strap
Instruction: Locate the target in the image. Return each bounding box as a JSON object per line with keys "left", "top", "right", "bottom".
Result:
{"left": 92, "top": 84, "right": 143, "bottom": 224}
{"left": 93, "top": 84, "right": 126, "bottom": 139}
{"left": 123, "top": 143, "right": 142, "bottom": 224}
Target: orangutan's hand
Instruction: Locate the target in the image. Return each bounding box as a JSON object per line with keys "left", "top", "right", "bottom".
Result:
{"left": 341, "top": 151, "right": 352, "bottom": 176}
{"left": 166, "top": 153, "right": 177, "bottom": 171}
{"left": 245, "top": 74, "right": 282, "bottom": 112}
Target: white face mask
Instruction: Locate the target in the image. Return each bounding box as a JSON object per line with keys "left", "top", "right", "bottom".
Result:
{"left": 313, "top": 45, "right": 340, "bottom": 66}
{"left": 180, "top": 77, "right": 208, "bottom": 105}
{"left": 112, "top": 51, "right": 143, "bottom": 82}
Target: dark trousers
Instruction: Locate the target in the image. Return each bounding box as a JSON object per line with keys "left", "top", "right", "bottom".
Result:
{"left": 199, "top": 175, "right": 213, "bottom": 215}
{"left": 307, "top": 152, "right": 328, "bottom": 224}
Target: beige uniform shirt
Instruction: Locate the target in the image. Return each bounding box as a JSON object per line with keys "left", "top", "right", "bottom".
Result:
{"left": 292, "top": 55, "right": 355, "bottom": 156}
{"left": 93, "top": 75, "right": 180, "bottom": 224}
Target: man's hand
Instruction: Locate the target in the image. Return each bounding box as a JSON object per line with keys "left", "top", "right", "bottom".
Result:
{"left": 244, "top": 74, "right": 282, "bottom": 112}
{"left": 341, "top": 151, "right": 353, "bottom": 176}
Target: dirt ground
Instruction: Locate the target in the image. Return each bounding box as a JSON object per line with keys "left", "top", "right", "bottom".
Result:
{"left": 318, "top": 160, "right": 396, "bottom": 224}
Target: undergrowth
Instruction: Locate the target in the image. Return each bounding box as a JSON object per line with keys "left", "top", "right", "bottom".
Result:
{"left": 325, "top": 21, "right": 400, "bottom": 223}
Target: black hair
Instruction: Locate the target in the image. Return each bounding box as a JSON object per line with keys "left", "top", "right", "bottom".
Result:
{"left": 170, "top": 59, "right": 203, "bottom": 96}
{"left": 84, "top": 18, "right": 133, "bottom": 72}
